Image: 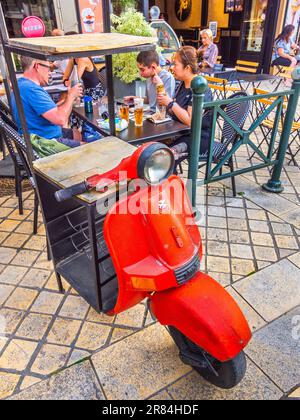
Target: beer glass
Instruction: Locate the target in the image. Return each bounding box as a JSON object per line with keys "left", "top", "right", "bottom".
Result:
{"left": 134, "top": 98, "right": 144, "bottom": 127}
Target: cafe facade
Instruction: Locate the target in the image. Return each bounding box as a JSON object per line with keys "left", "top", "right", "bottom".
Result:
{"left": 1, "top": 0, "right": 296, "bottom": 71}
{"left": 153, "top": 0, "right": 293, "bottom": 72}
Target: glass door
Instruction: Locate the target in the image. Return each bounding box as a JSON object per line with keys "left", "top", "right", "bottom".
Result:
{"left": 240, "top": 0, "right": 269, "bottom": 53}
{"left": 2, "top": 0, "right": 57, "bottom": 38}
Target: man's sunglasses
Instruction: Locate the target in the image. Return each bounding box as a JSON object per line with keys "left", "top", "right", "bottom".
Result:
{"left": 36, "top": 62, "right": 51, "bottom": 70}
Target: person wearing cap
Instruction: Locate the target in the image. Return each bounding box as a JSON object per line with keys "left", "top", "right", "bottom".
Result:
{"left": 197, "top": 29, "right": 219, "bottom": 69}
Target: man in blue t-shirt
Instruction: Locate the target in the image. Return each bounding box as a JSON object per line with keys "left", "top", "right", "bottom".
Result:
{"left": 12, "top": 56, "right": 83, "bottom": 147}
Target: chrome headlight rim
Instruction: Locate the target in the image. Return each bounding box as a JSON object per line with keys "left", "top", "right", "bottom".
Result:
{"left": 137, "top": 143, "right": 175, "bottom": 185}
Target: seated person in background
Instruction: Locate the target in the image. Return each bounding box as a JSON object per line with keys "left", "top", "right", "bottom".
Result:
{"left": 197, "top": 29, "right": 219, "bottom": 69}
{"left": 11, "top": 56, "right": 83, "bottom": 148}
{"left": 157, "top": 46, "right": 213, "bottom": 159}
{"left": 63, "top": 37, "right": 105, "bottom": 102}
{"left": 125, "top": 50, "right": 175, "bottom": 112}
{"left": 272, "top": 24, "right": 300, "bottom": 68}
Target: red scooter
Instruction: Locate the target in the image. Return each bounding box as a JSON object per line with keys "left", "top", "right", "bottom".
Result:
{"left": 55, "top": 142, "right": 252, "bottom": 389}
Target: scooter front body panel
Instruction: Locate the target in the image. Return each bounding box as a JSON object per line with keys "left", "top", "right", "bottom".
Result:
{"left": 150, "top": 272, "right": 252, "bottom": 362}
{"left": 104, "top": 176, "right": 202, "bottom": 315}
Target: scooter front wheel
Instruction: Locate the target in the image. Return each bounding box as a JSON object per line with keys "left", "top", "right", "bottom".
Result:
{"left": 168, "top": 326, "right": 247, "bottom": 390}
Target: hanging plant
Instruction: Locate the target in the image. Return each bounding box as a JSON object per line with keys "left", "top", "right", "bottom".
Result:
{"left": 112, "top": 9, "right": 157, "bottom": 84}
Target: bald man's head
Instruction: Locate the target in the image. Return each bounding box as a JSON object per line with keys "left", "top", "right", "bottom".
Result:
{"left": 52, "top": 29, "right": 64, "bottom": 37}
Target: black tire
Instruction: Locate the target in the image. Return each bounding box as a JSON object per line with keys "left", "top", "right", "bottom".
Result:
{"left": 168, "top": 326, "right": 247, "bottom": 390}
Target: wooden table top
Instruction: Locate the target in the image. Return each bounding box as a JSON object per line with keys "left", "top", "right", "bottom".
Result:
{"left": 33, "top": 137, "right": 136, "bottom": 204}
{"left": 8, "top": 33, "right": 158, "bottom": 55}
{"left": 72, "top": 104, "right": 190, "bottom": 145}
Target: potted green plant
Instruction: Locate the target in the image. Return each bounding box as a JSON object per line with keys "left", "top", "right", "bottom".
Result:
{"left": 111, "top": 9, "right": 157, "bottom": 97}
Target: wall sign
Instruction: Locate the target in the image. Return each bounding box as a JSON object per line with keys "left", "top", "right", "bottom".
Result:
{"left": 77, "top": 0, "right": 103, "bottom": 34}
{"left": 175, "top": 0, "right": 192, "bottom": 22}
{"left": 21, "top": 16, "right": 46, "bottom": 38}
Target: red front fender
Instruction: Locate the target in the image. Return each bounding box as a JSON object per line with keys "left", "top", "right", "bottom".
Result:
{"left": 150, "top": 272, "right": 252, "bottom": 362}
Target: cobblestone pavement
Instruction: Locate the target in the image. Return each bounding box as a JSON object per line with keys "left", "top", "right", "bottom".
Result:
{"left": 1, "top": 86, "right": 300, "bottom": 399}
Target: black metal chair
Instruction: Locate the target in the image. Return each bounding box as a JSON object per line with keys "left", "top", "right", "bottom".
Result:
{"left": 0, "top": 115, "right": 40, "bottom": 234}
{"left": 176, "top": 92, "right": 251, "bottom": 197}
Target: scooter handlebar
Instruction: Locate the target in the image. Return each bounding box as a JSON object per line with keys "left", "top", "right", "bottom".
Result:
{"left": 55, "top": 181, "right": 88, "bottom": 203}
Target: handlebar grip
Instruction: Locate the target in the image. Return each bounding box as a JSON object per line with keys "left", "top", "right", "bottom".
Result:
{"left": 55, "top": 182, "right": 88, "bottom": 203}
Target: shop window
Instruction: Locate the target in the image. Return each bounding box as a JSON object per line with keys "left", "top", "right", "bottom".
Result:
{"left": 240, "top": 0, "right": 268, "bottom": 53}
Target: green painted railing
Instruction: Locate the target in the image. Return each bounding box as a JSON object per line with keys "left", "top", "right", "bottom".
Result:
{"left": 188, "top": 69, "right": 300, "bottom": 207}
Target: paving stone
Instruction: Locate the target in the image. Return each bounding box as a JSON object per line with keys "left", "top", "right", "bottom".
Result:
{"left": 86, "top": 308, "right": 115, "bottom": 325}
{"left": 24, "top": 236, "right": 47, "bottom": 251}
{"left": 251, "top": 233, "right": 274, "bottom": 247}
{"left": 11, "top": 361, "right": 104, "bottom": 400}
{"left": 275, "top": 235, "right": 299, "bottom": 250}
{"left": 208, "top": 206, "right": 226, "bottom": 218}
{"left": 0, "top": 339, "right": 38, "bottom": 371}
{"left": 227, "top": 218, "right": 248, "bottom": 231}
{"left": 226, "top": 197, "right": 245, "bottom": 208}
{"left": 0, "top": 266, "right": 28, "bottom": 286}
{"left": 2, "top": 198, "right": 18, "bottom": 208}
{"left": 59, "top": 295, "right": 89, "bottom": 319}
{"left": 47, "top": 318, "right": 82, "bottom": 346}
{"left": 271, "top": 223, "right": 294, "bottom": 236}
{"left": 227, "top": 208, "right": 247, "bottom": 219}
{"left": 33, "top": 253, "right": 53, "bottom": 271}
{"left": 207, "top": 272, "right": 231, "bottom": 288}
{"left": 5, "top": 287, "right": 38, "bottom": 311}
{"left": 110, "top": 328, "right": 136, "bottom": 344}
{"left": 257, "top": 261, "right": 272, "bottom": 270}
{"left": 234, "top": 260, "right": 300, "bottom": 322}
{"left": 0, "top": 337, "right": 8, "bottom": 353}
{"left": 206, "top": 228, "right": 228, "bottom": 242}
{"left": 206, "top": 256, "right": 231, "bottom": 274}
{"left": 149, "top": 390, "right": 173, "bottom": 400}
{"left": 289, "top": 388, "right": 300, "bottom": 399}
{"left": 44, "top": 273, "right": 70, "bottom": 292}
{"left": 247, "top": 209, "right": 267, "bottom": 221}
{"left": 226, "top": 287, "right": 266, "bottom": 332}
{"left": 0, "top": 247, "right": 17, "bottom": 264}
{"left": 4, "top": 234, "right": 29, "bottom": 249}
{"left": 0, "top": 264, "right": 4, "bottom": 274}
{"left": 230, "top": 244, "right": 253, "bottom": 260}
{"left": 75, "top": 322, "right": 111, "bottom": 351}
{"left": 67, "top": 349, "right": 91, "bottom": 366}
{"left": 30, "top": 291, "right": 63, "bottom": 315}
{"left": 0, "top": 208, "right": 13, "bottom": 218}
{"left": 0, "top": 232, "right": 9, "bottom": 245}
{"left": 279, "top": 249, "right": 296, "bottom": 259}
{"left": 228, "top": 230, "right": 251, "bottom": 245}
{"left": 207, "top": 196, "right": 225, "bottom": 206}
{"left": 16, "top": 313, "right": 52, "bottom": 340}
{"left": 0, "top": 219, "right": 21, "bottom": 232}
{"left": 31, "top": 344, "right": 70, "bottom": 375}
{"left": 92, "top": 323, "right": 191, "bottom": 400}
{"left": 11, "top": 250, "right": 40, "bottom": 267}
{"left": 245, "top": 307, "right": 300, "bottom": 392}
{"left": 20, "top": 376, "right": 41, "bottom": 391}
{"left": 15, "top": 222, "right": 35, "bottom": 235}
{"left": 241, "top": 181, "right": 298, "bottom": 218}
{"left": 8, "top": 209, "right": 32, "bottom": 221}
{"left": 0, "top": 372, "right": 20, "bottom": 399}
{"left": 167, "top": 358, "right": 282, "bottom": 400}
{"left": 254, "top": 246, "right": 278, "bottom": 263}
{"left": 231, "top": 259, "right": 256, "bottom": 277}
{"left": 0, "top": 308, "right": 25, "bottom": 335}
{"left": 207, "top": 217, "right": 227, "bottom": 229}
{"left": 115, "top": 305, "right": 146, "bottom": 329}
{"left": 20, "top": 268, "right": 51, "bottom": 289}
{"left": 207, "top": 241, "right": 229, "bottom": 257}
{"left": 289, "top": 252, "right": 300, "bottom": 268}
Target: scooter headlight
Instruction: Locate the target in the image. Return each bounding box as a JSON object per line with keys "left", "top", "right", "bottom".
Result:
{"left": 138, "top": 144, "right": 175, "bottom": 185}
